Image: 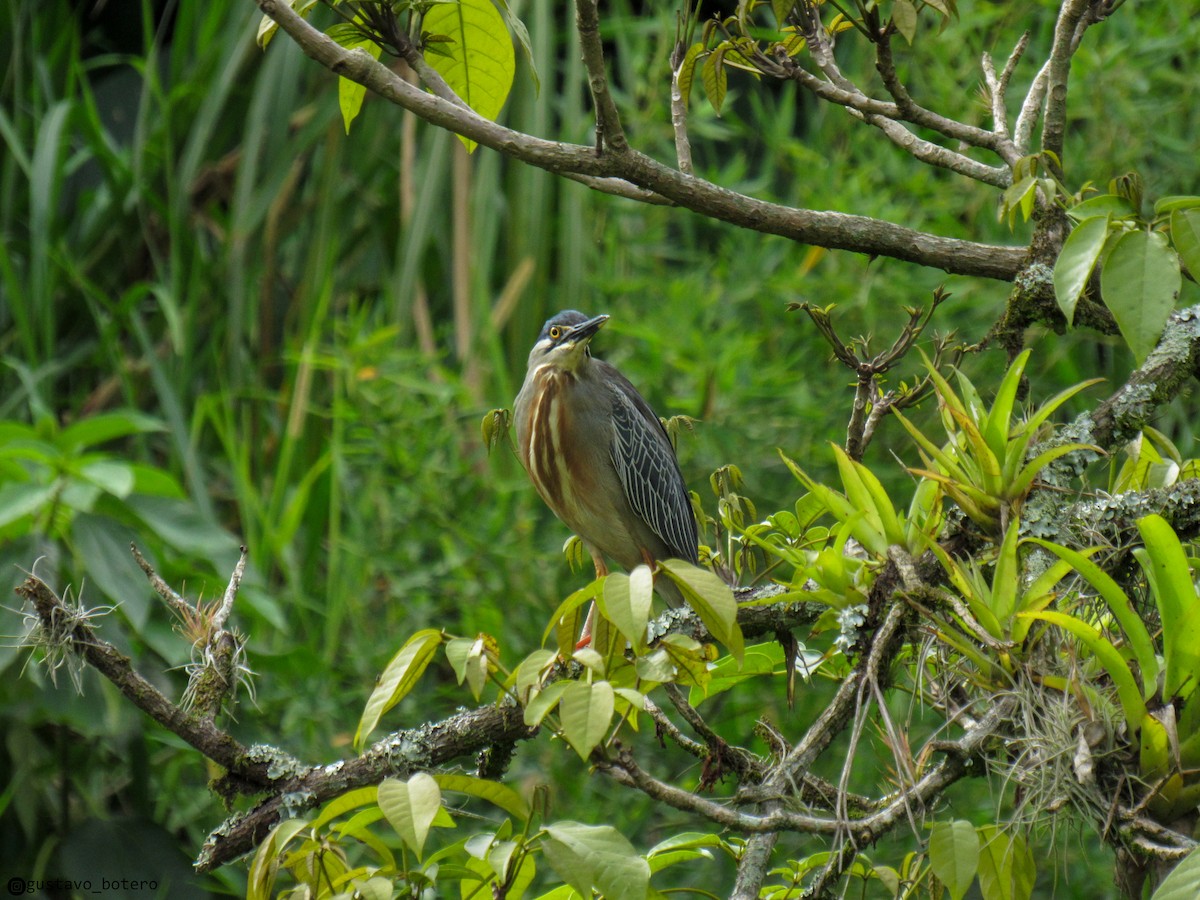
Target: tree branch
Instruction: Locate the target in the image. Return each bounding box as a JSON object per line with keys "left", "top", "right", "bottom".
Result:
{"left": 251, "top": 0, "right": 1027, "bottom": 281}
{"left": 574, "top": 0, "right": 628, "bottom": 154}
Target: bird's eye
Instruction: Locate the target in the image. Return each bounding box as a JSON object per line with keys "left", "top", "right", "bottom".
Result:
{"left": 548, "top": 326, "right": 563, "bottom": 340}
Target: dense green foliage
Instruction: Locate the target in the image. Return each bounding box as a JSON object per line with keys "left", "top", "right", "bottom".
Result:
{"left": 3, "top": 0, "right": 1200, "bottom": 897}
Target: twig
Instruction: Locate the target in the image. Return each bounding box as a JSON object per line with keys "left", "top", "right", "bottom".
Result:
{"left": 669, "top": 40, "right": 694, "bottom": 175}
{"left": 574, "top": 0, "right": 628, "bottom": 154}
{"left": 1040, "top": 0, "right": 1094, "bottom": 177}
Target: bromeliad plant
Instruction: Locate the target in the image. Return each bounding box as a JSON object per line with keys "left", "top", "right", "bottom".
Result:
{"left": 896, "top": 350, "right": 1101, "bottom": 536}
{"left": 1022, "top": 515, "right": 1200, "bottom": 822}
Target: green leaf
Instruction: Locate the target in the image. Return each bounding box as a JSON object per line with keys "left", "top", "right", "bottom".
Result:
{"left": 892, "top": 0, "right": 918, "bottom": 44}
{"left": 435, "top": 773, "right": 529, "bottom": 820}
{"left": 599, "top": 567, "right": 653, "bottom": 652}
{"left": 0, "top": 482, "right": 54, "bottom": 529}
{"left": 1153, "top": 846, "right": 1200, "bottom": 900}
{"left": 524, "top": 680, "right": 568, "bottom": 727}
{"left": 58, "top": 410, "right": 165, "bottom": 452}
{"left": 337, "top": 39, "right": 384, "bottom": 133}
{"left": 559, "top": 680, "right": 614, "bottom": 759}
{"left": 659, "top": 559, "right": 743, "bottom": 663}
{"left": 701, "top": 46, "right": 728, "bottom": 115}
{"left": 379, "top": 773, "right": 443, "bottom": 860}
{"left": 445, "top": 635, "right": 494, "bottom": 700}
{"left": 929, "top": 820, "right": 980, "bottom": 900}
{"left": 688, "top": 641, "right": 787, "bottom": 706}
{"left": 355, "top": 629, "right": 444, "bottom": 749}
{"left": 424, "top": 0, "right": 516, "bottom": 152}
{"left": 976, "top": 826, "right": 1034, "bottom": 900}
{"left": 1100, "top": 229, "right": 1182, "bottom": 364}
{"left": 990, "top": 521, "right": 1021, "bottom": 626}
{"left": 515, "top": 648, "right": 557, "bottom": 700}
{"left": 1053, "top": 215, "right": 1110, "bottom": 325}
{"left": 543, "top": 580, "right": 603, "bottom": 655}
{"left": 1170, "top": 209, "right": 1200, "bottom": 278}
{"left": 1136, "top": 515, "right": 1200, "bottom": 701}
{"left": 982, "top": 349, "right": 1029, "bottom": 462}
{"left": 543, "top": 821, "right": 650, "bottom": 900}
{"left": 70, "top": 513, "right": 149, "bottom": 628}
{"left": 247, "top": 818, "right": 310, "bottom": 900}
{"left": 675, "top": 43, "right": 704, "bottom": 107}
{"left": 1067, "top": 194, "right": 1135, "bottom": 221}
{"left": 1155, "top": 196, "right": 1200, "bottom": 215}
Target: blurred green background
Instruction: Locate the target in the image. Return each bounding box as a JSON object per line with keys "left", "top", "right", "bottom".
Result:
{"left": 1, "top": 0, "right": 1198, "bottom": 895}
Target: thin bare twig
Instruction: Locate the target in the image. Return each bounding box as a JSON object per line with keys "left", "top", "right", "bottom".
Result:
{"left": 574, "top": 0, "right": 628, "bottom": 154}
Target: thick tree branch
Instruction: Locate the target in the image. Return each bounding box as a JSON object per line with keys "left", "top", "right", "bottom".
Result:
{"left": 1041, "top": 0, "right": 1094, "bottom": 175}
{"left": 252, "top": 0, "right": 1027, "bottom": 281}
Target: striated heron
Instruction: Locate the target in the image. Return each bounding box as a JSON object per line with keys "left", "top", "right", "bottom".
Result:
{"left": 513, "top": 310, "right": 698, "bottom": 622}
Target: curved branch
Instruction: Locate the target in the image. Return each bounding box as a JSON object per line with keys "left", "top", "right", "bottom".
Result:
{"left": 252, "top": 0, "right": 1027, "bottom": 281}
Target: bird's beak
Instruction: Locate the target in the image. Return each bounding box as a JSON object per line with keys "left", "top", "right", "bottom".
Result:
{"left": 565, "top": 314, "right": 609, "bottom": 346}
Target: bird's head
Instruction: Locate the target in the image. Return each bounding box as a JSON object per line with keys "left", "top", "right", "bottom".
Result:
{"left": 526, "top": 310, "right": 609, "bottom": 374}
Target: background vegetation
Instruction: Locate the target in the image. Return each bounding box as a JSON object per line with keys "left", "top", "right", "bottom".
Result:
{"left": 2, "top": 0, "right": 1199, "bottom": 896}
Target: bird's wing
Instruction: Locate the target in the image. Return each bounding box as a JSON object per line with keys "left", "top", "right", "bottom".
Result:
{"left": 606, "top": 370, "right": 699, "bottom": 563}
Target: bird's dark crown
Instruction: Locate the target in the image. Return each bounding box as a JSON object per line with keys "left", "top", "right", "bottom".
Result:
{"left": 537, "top": 310, "right": 590, "bottom": 342}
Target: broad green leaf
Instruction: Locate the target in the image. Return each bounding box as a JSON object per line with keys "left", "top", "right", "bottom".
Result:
{"left": 1155, "top": 196, "right": 1200, "bottom": 214}
{"left": 247, "top": 818, "right": 310, "bottom": 900}
{"left": 929, "top": 820, "right": 979, "bottom": 900}
{"left": 1067, "top": 194, "right": 1135, "bottom": 220}
{"left": 892, "top": 0, "right": 918, "bottom": 44}
{"left": 337, "top": 38, "right": 384, "bottom": 133}
{"left": 424, "top": 0, "right": 516, "bottom": 152}
{"left": 702, "top": 46, "right": 728, "bottom": 115}
{"left": 659, "top": 559, "right": 743, "bottom": 663}
{"left": 436, "top": 773, "right": 529, "bottom": 820}
{"left": 1152, "top": 845, "right": 1200, "bottom": 900}
{"left": 0, "top": 482, "right": 54, "bottom": 529}
{"left": 445, "top": 634, "right": 495, "bottom": 700}
{"left": 599, "top": 567, "right": 653, "bottom": 652}
{"left": 524, "top": 680, "right": 568, "bottom": 727}
{"left": 379, "top": 773, "right": 443, "bottom": 860}
{"left": 543, "top": 821, "right": 650, "bottom": 900}
{"left": 58, "top": 410, "right": 165, "bottom": 452}
{"left": 1135, "top": 515, "right": 1200, "bottom": 700}
{"left": 976, "top": 826, "right": 1034, "bottom": 900}
{"left": 71, "top": 513, "right": 149, "bottom": 627}
{"left": 1100, "top": 229, "right": 1181, "bottom": 364}
{"left": 1171, "top": 209, "right": 1200, "bottom": 279}
{"left": 688, "top": 641, "right": 787, "bottom": 706}
{"left": 1021, "top": 610, "right": 1147, "bottom": 729}
{"left": 559, "top": 680, "right": 614, "bottom": 759}
{"left": 308, "top": 787, "right": 378, "bottom": 832}
{"left": 76, "top": 457, "right": 135, "bottom": 498}
{"left": 675, "top": 43, "right": 705, "bottom": 107}
{"left": 355, "top": 629, "right": 444, "bottom": 749}
{"left": 515, "top": 648, "right": 557, "bottom": 699}
{"left": 1053, "top": 216, "right": 1110, "bottom": 325}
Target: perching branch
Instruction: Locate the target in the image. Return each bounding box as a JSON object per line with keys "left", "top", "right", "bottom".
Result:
{"left": 251, "top": 0, "right": 1027, "bottom": 281}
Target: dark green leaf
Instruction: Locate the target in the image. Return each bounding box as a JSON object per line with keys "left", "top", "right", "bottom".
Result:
{"left": 1100, "top": 229, "right": 1181, "bottom": 363}
{"left": 1053, "top": 215, "right": 1110, "bottom": 325}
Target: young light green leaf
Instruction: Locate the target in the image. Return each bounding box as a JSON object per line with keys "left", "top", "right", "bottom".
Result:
{"left": 247, "top": 818, "right": 310, "bottom": 900}
{"left": 559, "top": 680, "right": 614, "bottom": 759}
{"left": 599, "top": 567, "right": 653, "bottom": 651}
{"left": 256, "top": 0, "right": 318, "bottom": 49}
{"left": 675, "top": 43, "right": 705, "bottom": 107}
{"left": 515, "top": 648, "right": 557, "bottom": 700}
{"left": 929, "top": 820, "right": 980, "bottom": 900}
{"left": 543, "top": 580, "right": 603, "bottom": 654}
{"left": 435, "top": 773, "right": 530, "bottom": 821}
{"left": 659, "top": 559, "right": 743, "bottom": 663}
{"left": 1171, "top": 209, "right": 1200, "bottom": 280}
{"left": 976, "top": 826, "right": 1034, "bottom": 900}
{"left": 892, "top": 0, "right": 918, "bottom": 44}
{"left": 1053, "top": 216, "right": 1110, "bottom": 325}
{"left": 702, "top": 45, "right": 728, "bottom": 115}
{"left": 379, "top": 773, "right": 443, "bottom": 860}
{"left": 524, "top": 680, "right": 569, "bottom": 727}
{"left": 423, "top": 0, "right": 516, "bottom": 152}
{"left": 543, "top": 821, "right": 650, "bottom": 900}
{"left": 1100, "top": 229, "right": 1181, "bottom": 364}
{"left": 355, "top": 629, "right": 444, "bottom": 750}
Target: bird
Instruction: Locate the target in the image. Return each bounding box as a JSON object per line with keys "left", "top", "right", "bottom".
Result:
{"left": 513, "top": 310, "right": 699, "bottom": 633}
